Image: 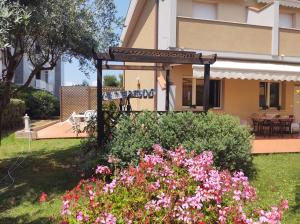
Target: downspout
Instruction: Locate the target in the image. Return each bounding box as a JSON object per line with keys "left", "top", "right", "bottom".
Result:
{"left": 154, "top": 0, "right": 159, "bottom": 111}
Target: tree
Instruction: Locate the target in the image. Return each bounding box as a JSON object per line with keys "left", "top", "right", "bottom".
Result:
{"left": 119, "top": 73, "right": 124, "bottom": 87}
{"left": 104, "top": 75, "right": 120, "bottom": 87}
{"left": 0, "top": 0, "right": 122, "bottom": 141}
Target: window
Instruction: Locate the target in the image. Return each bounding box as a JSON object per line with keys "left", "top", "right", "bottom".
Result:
{"left": 36, "top": 71, "right": 41, "bottom": 80}
{"left": 182, "top": 78, "right": 221, "bottom": 108}
{"left": 259, "top": 82, "right": 281, "bottom": 108}
{"left": 182, "top": 78, "right": 193, "bottom": 106}
{"left": 44, "top": 71, "right": 49, "bottom": 83}
{"left": 192, "top": 2, "right": 217, "bottom": 20}
{"left": 279, "top": 13, "right": 294, "bottom": 28}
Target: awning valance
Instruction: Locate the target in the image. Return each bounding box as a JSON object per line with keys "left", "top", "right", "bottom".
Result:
{"left": 193, "top": 61, "right": 300, "bottom": 82}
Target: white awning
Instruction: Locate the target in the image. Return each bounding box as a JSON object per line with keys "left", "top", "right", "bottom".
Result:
{"left": 193, "top": 61, "right": 300, "bottom": 82}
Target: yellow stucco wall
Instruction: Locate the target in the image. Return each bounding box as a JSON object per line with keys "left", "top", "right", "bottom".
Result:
{"left": 279, "top": 28, "right": 300, "bottom": 57}
{"left": 170, "top": 65, "right": 297, "bottom": 120}
{"left": 177, "top": 18, "right": 272, "bottom": 54}
{"left": 124, "top": 0, "right": 156, "bottom": 111}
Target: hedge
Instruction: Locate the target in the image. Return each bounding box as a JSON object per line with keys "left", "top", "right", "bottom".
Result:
{"left": 109, "top": 112, "right": 255, "bottom": 176}
{"left": 2, "top": 99, "right": 26, "bottom": 131}
{"left": 15, "top": 87, "right": 59, "bottom": 119}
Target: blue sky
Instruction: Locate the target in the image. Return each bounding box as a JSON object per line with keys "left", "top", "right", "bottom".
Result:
{"left": 64, "top": 0, "right": 130, "bottom": 86}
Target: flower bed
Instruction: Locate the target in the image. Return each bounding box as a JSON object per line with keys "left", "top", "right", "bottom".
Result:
{"left": 60, "top": 145, "right": 288, "bottom": 224}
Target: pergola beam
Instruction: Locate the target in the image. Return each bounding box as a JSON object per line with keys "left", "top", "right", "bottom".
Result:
{"left": 102, "top": 64, "right": 166, "bottom": 71}
{"left": 96, "top": 47, "right": 217, "bottom": 65}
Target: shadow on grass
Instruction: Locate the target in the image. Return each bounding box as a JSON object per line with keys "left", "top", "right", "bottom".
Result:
{"left": 0, "top": 144, "right": 83, "bottom": 223}
{"left": 0, "top": 215, "right": 51, "bottom": 224}
{"left": 293, "top": 184, "right": 300, "bottom": 212}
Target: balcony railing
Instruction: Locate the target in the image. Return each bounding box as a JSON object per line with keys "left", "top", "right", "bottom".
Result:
{"left": 35, "top": 80, "right": 54, "bottom": 93}
{"left": 279, "top": 28, "right": 300, "bottom": 57}
{"left": 176, "top": 17, "right": 272, "bottom": 55}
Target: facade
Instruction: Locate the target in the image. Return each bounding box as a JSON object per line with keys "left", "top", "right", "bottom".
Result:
{"left": 120, "top": 0, "right": 300, "bottom": 122}
{"left": 0, "top": 53, "right": 64, "bottom": 98}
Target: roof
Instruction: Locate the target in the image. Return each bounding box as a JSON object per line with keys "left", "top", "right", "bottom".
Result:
{"left": 257, "top": 0, "right": 300, "bottom": 8}
{"left": 119, "top": 0, "right": 139, "bottom": 47}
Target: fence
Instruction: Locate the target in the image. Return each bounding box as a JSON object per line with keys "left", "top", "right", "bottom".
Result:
{"left": 60, "top": 86, "right": 123, "bottom": 121}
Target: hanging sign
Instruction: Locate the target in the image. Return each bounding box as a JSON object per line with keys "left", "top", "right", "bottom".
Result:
{"left": 103, "top": 89, "right": 156, "bottom": 101}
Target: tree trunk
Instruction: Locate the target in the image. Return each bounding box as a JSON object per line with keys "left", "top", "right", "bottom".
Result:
{"left": 0, "top": 82, "right": 11, "bottom": 145}
{"left": 0, "top": 109, "right": 3, "bottom": 146}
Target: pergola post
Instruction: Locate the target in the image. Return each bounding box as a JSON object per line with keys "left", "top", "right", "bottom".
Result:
{"left": 96, "top": 59, "right": 104, "bottom": 147}
{"left": 165, "top": 69, "right": 170, "bottom": 111}
{"left": 203, "top": 64, "right": 211, "bottom": 113}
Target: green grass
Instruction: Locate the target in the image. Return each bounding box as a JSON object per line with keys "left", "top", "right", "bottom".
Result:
{"left": 0, "top": 133, "right": 299, "bottom": 223}
{"left": 0, "top": 133, "right": 81, "bottom": 223}
{"left": 251, "top": 153, "right": 300, "bottom": 224}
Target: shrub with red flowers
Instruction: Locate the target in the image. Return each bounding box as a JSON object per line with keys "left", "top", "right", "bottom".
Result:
{"left": 60, "top": 145, "right": 288, "bottom": 224}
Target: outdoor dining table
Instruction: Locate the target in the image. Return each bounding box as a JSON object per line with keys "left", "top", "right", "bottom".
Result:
{"left": 252, "top": 116, "right": 294, "bottom": 137}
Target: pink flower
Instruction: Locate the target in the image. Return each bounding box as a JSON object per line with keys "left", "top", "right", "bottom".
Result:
{"left": 97, "top": 213, "right": 116, "bottom": 224}
{"left": 144, "top": 154, "right": 164, "bottom": 165}
{"left": 61, "top": 200, "right": 71, "bottom": 216}
{"left": 103, "top": 180, "right": 117, "bottom": 193}
{"left": 280, "top": 199, "right": 289, "bottom": 210}
{"left": 153, "top": 144, "right": 164, "bottom": 155}
{"left": 95, "top": 165, "right": 111, "bottom": 175}
{"left": 76, "top": 211, "right": 83, "bottom": 222}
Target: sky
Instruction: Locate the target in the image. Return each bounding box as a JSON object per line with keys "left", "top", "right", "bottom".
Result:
{"left": 64, "top": 0, "right": 130, "bottom": 86}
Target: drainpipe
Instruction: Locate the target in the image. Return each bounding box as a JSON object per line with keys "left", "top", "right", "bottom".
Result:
{"left": 272, "top": 0, "right": 280, "bottom": 56}
{"left": 154, "top": 0, "right": 159, "bottom": 111}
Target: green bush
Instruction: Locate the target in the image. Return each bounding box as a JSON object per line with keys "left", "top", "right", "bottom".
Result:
{"left": 2, "top": 99, "right": 26, "bottom": 130}
{"left": 16, "top": 87, "right": 59, "bottom": 119}
{"left": 109, "top": 112, "right": 255, "bottom": 176}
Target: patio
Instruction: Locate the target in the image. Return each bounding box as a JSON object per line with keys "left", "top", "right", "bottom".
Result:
{"left": 252, "top": 136, "right": 300, "bottom": 154}
{"left": 33, "top": 118, "right": 300, "bottom": 154}
{"left": 36, "top": 121, "right": 88, "bottom": 139}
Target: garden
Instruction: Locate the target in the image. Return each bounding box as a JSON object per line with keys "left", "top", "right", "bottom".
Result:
{"left": 0, "top": 112, "right": 299, "bottom": 223}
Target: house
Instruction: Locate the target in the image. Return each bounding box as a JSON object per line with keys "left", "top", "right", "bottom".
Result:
{"left": 120, "top": 0, "right": 300, "bottom": 122}
{"left": 0, "top": 53, "right": 64, "bottom": 98}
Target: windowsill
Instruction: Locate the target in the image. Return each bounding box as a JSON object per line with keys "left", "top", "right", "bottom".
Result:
{"left": 259, "top": 107, "right": 284, "bottom": 111}
{"left": 182, "top": 106, "right": 222, "bottom": 111}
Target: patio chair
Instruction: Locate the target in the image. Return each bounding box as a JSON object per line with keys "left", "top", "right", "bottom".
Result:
{"left": 279, "top": 118, "right": 293, "bottom": 137}
{"left": 84, "top": 110, "right": 96, "bottom": 122}
{"left": 252, "top": 118, "right": 263, "bottom": 136}
{"left": 67, "top": 112, "right": 81, "bottom": 136}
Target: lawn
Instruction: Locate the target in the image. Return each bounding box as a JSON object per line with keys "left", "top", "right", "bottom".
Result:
{"left": 0, "top": 133, "right": 81, "bottom": 223}
{"left": 0, "top": 133, "right": 299, "bottom": 223}
{"left": 251, "top": 153, "right": 300, "bottom": 224}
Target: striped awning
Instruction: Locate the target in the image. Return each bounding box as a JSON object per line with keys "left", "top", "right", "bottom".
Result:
{"left": 193, "top": 61, "right": 300, "bottom": 82}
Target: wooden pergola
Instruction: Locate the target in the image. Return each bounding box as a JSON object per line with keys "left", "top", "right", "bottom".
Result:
{"left": 93, "top": 47, "right": 217, "bottom": 146}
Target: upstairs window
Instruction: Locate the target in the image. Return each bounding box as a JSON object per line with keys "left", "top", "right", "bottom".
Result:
{"left": 36, "top": 71, "right": 41, "bottom": 80}
{"left": 192, "top": 2, "right": 217, "bottom": 20}
{"left": 44, "top": 70, "right": 49, "bottom": 83}
{"left": 279, "top": 13, "right": 294, "bottom": 28}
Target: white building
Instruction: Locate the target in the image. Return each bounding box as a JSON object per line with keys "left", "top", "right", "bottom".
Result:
{"left": 0, "top": 54, "right": 64, "bottom": 98}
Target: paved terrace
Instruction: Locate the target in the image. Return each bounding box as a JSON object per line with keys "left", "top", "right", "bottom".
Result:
{"left": 35, "top": 122, "right": 300, "bottom": 154}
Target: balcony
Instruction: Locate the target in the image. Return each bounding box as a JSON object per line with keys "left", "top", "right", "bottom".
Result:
{"left": 279, "top": 28, "right": 300, "bottom": 57}
{"left": 176, "top": 17, "right": 272, "bottom": 55}
{"left": 35, "top": 80, "right": 54, "bottom": 93}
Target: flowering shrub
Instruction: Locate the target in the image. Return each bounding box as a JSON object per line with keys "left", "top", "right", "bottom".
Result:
{"left": 60, "top": 145, "right": 287, "bottom": 224}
